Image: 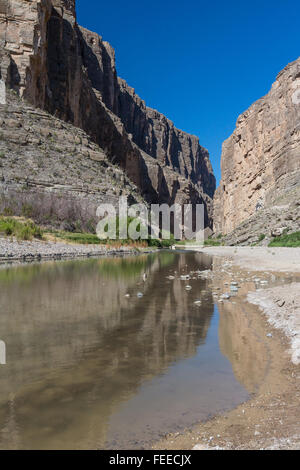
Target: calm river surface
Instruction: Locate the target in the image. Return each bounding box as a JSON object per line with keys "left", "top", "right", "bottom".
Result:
{"left": 0, "top": 251, "right": 259, "bottom": 449}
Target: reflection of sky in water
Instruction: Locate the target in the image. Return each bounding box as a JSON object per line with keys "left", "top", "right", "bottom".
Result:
{"left": 0, "top": 252, "right": 257, "bottom": 449}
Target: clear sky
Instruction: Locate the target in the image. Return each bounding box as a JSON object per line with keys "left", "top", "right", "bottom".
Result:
{"left": 77, "top": 0, "right": 300, "bottom": 185}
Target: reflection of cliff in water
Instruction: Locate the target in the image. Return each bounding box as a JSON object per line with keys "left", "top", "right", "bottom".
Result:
{"left": 218, "top": 300, "right": 269, "bottom": 394}
{"left": 0, "top": 252, "right": 214, "bottom": 449}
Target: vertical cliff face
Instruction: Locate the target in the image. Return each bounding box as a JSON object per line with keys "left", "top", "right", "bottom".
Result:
{"left": 214, "top": 58, "right": 300, "bottom": 235}
{"left": 0, "top": 0, "right": 215, "bottom": 226}
{"left": 115, "top": 79, "right": 216, "bottom": 198}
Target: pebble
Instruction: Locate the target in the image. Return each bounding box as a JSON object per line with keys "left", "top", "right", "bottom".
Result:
{"left": 220, "top": 293, "right": 231, "bottom": 300}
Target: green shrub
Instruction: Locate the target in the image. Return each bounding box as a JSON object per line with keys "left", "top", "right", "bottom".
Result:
{"left": 269, "top": 231, "right": 300, "bottom": 248}
{"left": 17, "top": 225, "right": 33, "bottom": 241}
{"left": 0, "top": 217, "right": 44, "bottom": 241}
{"left": 204, "top": 239, "right": 222, "bottom": 246}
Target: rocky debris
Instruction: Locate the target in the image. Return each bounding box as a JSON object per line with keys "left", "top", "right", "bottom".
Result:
{"left": 214, "top": 57, "right": 300, "bottom": 237}
{"left": 193, "top": 444, "right": 224, "bottom": 451}
{"left": 218, "top": 195, "right": 300, "bottom": 246}
{"left": 220, "top": 293, "right": 231, "bottom": 300}
{"left": 248, "top": 283, "right": 300, "bottom": 365}
{"left": 0, "top": 0, "right": 215, "bottom": 226}
{"left": 271, "top": 227, "right": 288, "bottom": 238}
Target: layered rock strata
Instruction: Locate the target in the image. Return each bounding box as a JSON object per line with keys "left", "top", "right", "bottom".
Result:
{"left": 214, "top": 58, "right": 300, "bottom": 236}
{"left": 0, "top": 0, "right": 215, "bottom": 227}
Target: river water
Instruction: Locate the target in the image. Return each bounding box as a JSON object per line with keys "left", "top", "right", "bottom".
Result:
{"left": 0, "top": 251, "right": 263, "bottom": 449}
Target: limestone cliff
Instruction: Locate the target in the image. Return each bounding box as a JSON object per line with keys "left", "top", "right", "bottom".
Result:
{"left": 214, "top": 58, "right": 300, "bottom": 237}
{"left": 0, "top": 0, "right": 215, "bottom": 227}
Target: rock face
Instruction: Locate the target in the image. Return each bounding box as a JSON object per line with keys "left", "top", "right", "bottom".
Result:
{"left": 214, "top": 58, "right": 300, "bottom": 236}
{"left": 0, "top": 89, "right": 143, "bottom": 231}
{"left": 0, "top": 0, "right": 215, "bottom": 227}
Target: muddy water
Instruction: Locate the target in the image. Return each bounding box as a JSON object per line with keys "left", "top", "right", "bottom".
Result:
{"left": 0, "top": 251, "right": 267, "bottom": 449}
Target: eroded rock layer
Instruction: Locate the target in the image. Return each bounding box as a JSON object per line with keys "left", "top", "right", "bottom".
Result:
{"left": 214, "top": 58, "right": 300, "bottom": 235}
{"left": 0, "top": 0, "right": 215, "bottom": 227}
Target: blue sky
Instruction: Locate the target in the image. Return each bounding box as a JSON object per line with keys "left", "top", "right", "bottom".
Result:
{"left": 77, "top": 0, "right": 300, "bottom": 185}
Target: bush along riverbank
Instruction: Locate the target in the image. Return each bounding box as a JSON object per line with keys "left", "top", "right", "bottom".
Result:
{"left": 0, "top": 216, "right": 175, "bottom": 262}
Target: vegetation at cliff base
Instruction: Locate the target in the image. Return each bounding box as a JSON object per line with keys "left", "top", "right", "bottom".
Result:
{"left": 48, "top": 229, "right": 173, "bottom": 248}
{"left": 204, "top": 239, "right": 223, "bottom": 246}
{"left": 268, "top": 231, "right": 300, "bottom": 248}
{"left": 0, "top": 216, "right": 173, "bottom": 248}
{"left": 0, "top": 217, "right": 43, "bottom": 241}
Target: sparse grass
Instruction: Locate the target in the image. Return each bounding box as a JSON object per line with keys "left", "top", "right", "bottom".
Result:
{"left": 47, "top": 229, "right": 172, "bottom": 248}
{"left": 47, "top": 230, "right": 102, "bottom": 245}
{"left": 0, "top": 217, "right": 43, "bottom": 241}
{"left": 258, "top": 234, "right": 266, "bottom": 242}
{"left": 268, "top": 231, "right": 300, "bottom": 248}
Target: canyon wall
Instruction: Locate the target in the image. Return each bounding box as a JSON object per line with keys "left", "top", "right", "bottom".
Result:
{"left": 0, "top": 0, "right": 215, "bottom": 227}
{"left": 214, "top": 58, "right": 300, "bottom": 235}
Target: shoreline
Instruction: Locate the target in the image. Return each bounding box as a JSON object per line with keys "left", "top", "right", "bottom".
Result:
{"left": 0, "top": 236, "right": 156, "bottom": 264}
{"left": 153, "top": 247, "right": 300, "bottom": 450}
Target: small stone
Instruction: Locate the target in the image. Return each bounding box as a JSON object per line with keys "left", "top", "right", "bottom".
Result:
{"left": 221, "top": 293, "right": 231, "bottom": 300}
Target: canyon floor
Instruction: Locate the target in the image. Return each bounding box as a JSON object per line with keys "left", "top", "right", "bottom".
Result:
{"left": 154, "top": 246, "right": 300, "bottom": 451}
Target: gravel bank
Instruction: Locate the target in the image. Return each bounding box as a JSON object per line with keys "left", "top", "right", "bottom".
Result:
{"left": 248, "top": 283, "right": 300, "bottom": 365}
{"left": 199, "top": 246, "right": 300, "bottom": 272}
{"left": 0, "top": 236, "right": 137, "bottom": 262}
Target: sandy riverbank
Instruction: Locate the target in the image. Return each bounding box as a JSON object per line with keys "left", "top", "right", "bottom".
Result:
{"left": 153, "top": 247, "right": 300, "bottom": 450}
{"left": 200, "top": 246, "right": 300, "bottom": 273}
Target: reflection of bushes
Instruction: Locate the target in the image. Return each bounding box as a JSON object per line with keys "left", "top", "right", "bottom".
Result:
{"left": 157, "top": 252, "right": 176, "bottom": 267}
{"left": 97, "top": 257, "right": 150, "bottom": 279}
